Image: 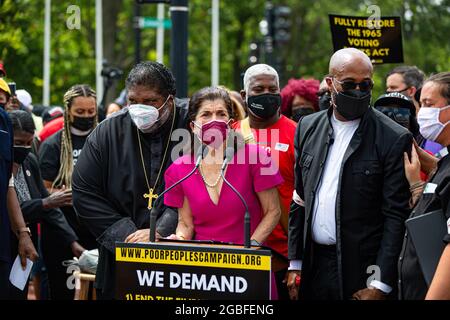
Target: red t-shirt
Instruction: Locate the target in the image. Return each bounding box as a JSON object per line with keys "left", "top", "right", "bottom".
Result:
{"left": 233, "top": 115, "right": 296, "bottom": 257}
{"left": 39, "top": 117, "right": 64, "bottom": 142}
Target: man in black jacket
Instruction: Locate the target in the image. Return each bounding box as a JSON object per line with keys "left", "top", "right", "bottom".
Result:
{"left": 287, "top": 48, "right": 412, "bottom": 300}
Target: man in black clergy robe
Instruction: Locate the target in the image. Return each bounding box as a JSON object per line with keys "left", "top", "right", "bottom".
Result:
{"left": 72, "top": 62, "right": 189, "bottom": 299}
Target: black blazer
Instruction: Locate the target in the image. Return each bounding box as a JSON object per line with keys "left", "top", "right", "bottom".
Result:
{"left": 19, "top": 153, "right": 78, "bottom": 245}
{"left": 288, "top": 107, "right": 412, "bottom": 299}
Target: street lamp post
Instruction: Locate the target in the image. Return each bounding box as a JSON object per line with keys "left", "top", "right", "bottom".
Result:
{"left": 170, "top": 0, "right": 189, "bottom": 98}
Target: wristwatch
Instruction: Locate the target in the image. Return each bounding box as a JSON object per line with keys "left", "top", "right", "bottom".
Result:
{"left": 16, "top": 227, "right": 31, "bottom": 238}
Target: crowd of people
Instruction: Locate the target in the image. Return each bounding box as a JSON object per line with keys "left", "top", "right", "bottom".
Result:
{"left": 0, "top": 47, "right": 449, "bottom": 300}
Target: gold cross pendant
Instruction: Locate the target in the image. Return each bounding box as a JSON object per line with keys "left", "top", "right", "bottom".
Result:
{"left": 143, "top": 188, "right": 159, "bottom": 209}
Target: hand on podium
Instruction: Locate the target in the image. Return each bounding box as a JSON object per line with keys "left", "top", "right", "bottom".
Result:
{"left": 125, "top": 228, "right": 161, "bottom": 243}
{"left": 165, "top": 234, "right": 186, "bottom": 241}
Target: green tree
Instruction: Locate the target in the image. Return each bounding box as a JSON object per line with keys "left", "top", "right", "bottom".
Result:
{"left": 1, "top": 0, "right": 449, "bottom": 105}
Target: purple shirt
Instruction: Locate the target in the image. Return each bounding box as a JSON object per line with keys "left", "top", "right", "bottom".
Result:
{"left": 164, "top": 144, "right": 284, "bottom": 245}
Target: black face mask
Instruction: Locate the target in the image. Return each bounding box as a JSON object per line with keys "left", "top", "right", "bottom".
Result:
{"left": 13, "top": 146, "right": 31, "bottom": 165}
{"left": 333, "top": 89, "right": 371, "bottom": 120}
{"left": 247, "top": 93, "right": 281, "bottom": 119}
{"left": 71, "top": 116, "right": 95, "bottom": 131}
{"left": 318, "top": 93, "right": 331, "bottom": 111}
{"left": 292, "top": 107, "right": 315, "bottom": 122}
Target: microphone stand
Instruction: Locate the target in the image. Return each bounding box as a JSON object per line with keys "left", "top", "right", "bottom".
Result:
{"left": 149, "top": 145, "right": 207, "bottom": 242}
{"left": 220, "top": 147, "right": 251, "bottom": 248}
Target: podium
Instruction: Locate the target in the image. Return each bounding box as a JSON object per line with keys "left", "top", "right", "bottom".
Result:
{"left": 115, "top": 240, "right": 286, "bottom": 300}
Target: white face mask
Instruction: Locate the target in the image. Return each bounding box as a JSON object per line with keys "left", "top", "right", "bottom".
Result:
{"left": 128, "top": 95, "right": 171, "bottom": 133}
{"left": 417, "top": 105, "right": 450, "bottom": 142}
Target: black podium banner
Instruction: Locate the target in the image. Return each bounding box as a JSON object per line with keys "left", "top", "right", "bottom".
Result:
{"left": 115, "top": 241, "right": 272, "bottom": 300}
{"left": 329, "top": 14, "right": 403, "bottom": 64}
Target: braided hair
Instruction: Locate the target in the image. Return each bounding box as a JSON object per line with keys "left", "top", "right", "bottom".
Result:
{"left": 53, "top": 84, "right": 97, "bottom": 189}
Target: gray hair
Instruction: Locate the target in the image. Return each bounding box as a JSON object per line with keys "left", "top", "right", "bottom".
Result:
{"left": 243, "top": 64, "right": 279, "bottom": 94}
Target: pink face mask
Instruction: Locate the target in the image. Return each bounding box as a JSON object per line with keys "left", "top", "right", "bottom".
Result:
{"left": 194, "top": 119, "right": 230, "bottom": 149}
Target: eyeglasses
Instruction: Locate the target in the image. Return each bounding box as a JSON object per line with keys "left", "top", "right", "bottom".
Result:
{"left": 375, "top": 106, "right": 411, "bottom": 128}
{"left": 332, "top": 78, "right": 374, "bottom": 92}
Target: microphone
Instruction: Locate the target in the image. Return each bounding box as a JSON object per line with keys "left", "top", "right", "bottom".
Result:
{"left": 220, "top": 147, "right": 252, "bottom": 248}
{"left": 149, "top": 144, "right": 208, "bottom": 242}
{"left": 221, "top": 146, "right": 235, "bottom": 171}
{"left": 195, "top": 143, "right": 208, "bottom": 167}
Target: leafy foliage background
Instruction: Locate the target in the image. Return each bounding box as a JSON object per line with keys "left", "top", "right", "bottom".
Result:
{"left": 0, "top": 0, "right": 449, "bottom": 106}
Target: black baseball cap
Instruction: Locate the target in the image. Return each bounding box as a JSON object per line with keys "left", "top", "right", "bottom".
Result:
{"left": 374, "top": 92, "right": 415, "bottom": 113}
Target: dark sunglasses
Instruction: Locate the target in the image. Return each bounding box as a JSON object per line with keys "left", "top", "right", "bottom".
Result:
{"left": 375, "top": 106, "right": 411, "bottom": 128}
{"left": 333, "top": 78, "right": 374, "bottom": 92}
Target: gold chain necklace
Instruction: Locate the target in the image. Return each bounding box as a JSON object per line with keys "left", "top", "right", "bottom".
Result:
{"left": 199, "top": 162, "right": 223, "bottom": 188}
{"left": 137, "top": 106, "right": 176, "bottom": 209}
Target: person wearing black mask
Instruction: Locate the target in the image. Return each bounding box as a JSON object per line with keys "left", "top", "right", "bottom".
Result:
{"left": 287, "top": 48, "right": 412, "bottom": 300}
{"left": 374, "top": 92, "right": 437, "bottom": 186}
{"left": 234, "top": 64, "right": 296, "bottom": 300}
{"left": 384, "top": 66, "right": 445, "bottom": 155}
{"left": 385, "top": 65, "right": 425, "bottom": 115}
{"left": 280, "top": 78, "right": 320, "bottom": 122}
{"left": 374, "top": 92, "right": 420, "bottom": 140}
{"left": 317, "top": 77, "right": 332, "bottom": 111}
{"left": 9, "top": 110, "right": 86, "bottom": 299}
{"left": 38, "top": 84, "right": 98, "bottom": 299}
{"left": 1, "top": 79, "right": 39, "bottom": 299}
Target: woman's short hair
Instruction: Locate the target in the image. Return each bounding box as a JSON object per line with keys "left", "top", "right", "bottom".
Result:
{"left": 188, "top": 86, "right": 235, "bottom": 122}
